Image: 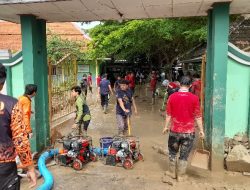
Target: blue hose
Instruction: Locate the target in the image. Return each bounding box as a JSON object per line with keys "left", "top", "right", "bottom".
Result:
{"left": 36, "top": 149, "right": 59, "bottom": 190}
{"left": 92, "top": 147, "right": 109, "bottom": 156}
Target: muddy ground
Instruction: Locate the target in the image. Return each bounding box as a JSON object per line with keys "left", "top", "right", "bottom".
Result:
{"left": 21, "top": 87, "right": 250, "bottom": 190}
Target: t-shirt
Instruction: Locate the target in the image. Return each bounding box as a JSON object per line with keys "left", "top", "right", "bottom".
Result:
{"left": 168, "top": 82, "right": 178, "bottom": 89}
{"left": 96, "top": 76, "right": 101, "bottom": 86}
{"left": 87, "top": 75, "right": 92, "bottom": 86}
{"left": 191, "top": 80, "right": 201, "bottom": 99}
{"left": 114, "top": 79, "right": 121, "bottom": 91}
{"left": 166, "top": 91, "right": 201, "bottom": 133}
{"left": 129, "top": 75, "right": 135, "bottom": 89}
{"left": 80, "top": 79, "right": 88, "bottom": 89}
{"left": 99, "top": 79, "right": 111, "bottom": 95}
{"left": 116, "top": 89, "right": 133, "bottom": 116}
{"left": 150, "top": 74, "right": 157, "bottom": 90}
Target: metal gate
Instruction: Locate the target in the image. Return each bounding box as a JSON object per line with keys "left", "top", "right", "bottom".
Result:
{"left": 48, "top": 54, "right": 77, "bottom": 126}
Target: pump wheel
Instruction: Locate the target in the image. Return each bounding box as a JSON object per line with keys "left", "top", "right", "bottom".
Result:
{"left": 123, "top": 159, "right": 133, "bottom": 169}
{"left": 90, "top": 153, "right": 98, "bottom": 162}
{"left": 73, "top": 159, "right": 83, "bottom": 170}
{"left": 138, "top": 153, "right": 144, "bottom": 161}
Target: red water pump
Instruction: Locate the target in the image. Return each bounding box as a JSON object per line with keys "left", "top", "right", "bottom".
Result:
{"left": 56, "top": 136, "right": 97, "bottom": 170}
{"left": 106, "top": 136, "right": 143, "bottom": 169}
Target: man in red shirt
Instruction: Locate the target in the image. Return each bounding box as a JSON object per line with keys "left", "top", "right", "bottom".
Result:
{"left": 96, "top": 74, "right": 101, "bottom": 87}
{"left": 87, "top": 72, "right": 93, "bottom": 94}
{"left": 128, "top": 72, "right": 135, "bottom": 94}
{"left": 124, "top": 72, "right": 130, "bottom": 81}
{"left": 162, "top": 76, "right": 204, "bottom": 182}
{"left": 191, "top": 73, "right": 201, "bottom": 100}
{"left": 150, "top": 70, "right": 157, "bottom": 104}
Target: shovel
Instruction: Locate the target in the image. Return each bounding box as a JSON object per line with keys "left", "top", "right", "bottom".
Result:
{"left": 127, "top": 116, "right": 131, "bottom": 136}
{"left": 191, "top": 139, "right": 210, "bottom": 170}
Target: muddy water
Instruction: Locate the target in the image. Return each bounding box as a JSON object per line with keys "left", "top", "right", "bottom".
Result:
{"left": 21, "top": 87, "right": 250, "bottom": 190}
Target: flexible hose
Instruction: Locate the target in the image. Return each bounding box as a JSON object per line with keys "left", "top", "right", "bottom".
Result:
{"left": 36, "top": 149, "right": 59, "bottom": 190}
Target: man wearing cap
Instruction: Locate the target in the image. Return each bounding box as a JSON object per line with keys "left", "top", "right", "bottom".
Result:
{"left": 116, "top": 79, "right": 137, "bottom": 136}
{"left": 0, "top": 63, "right": 37, "bottom": 189}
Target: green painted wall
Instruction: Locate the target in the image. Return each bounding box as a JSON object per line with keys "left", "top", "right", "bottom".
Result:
{"left": 225, "top": 58, "right": 250, "bottom": 137}
{"left": 10, "top": 62, "right": 24, "bottom": 97}
{"left": 77, "top": 60, "right": 97, "bottom": 86}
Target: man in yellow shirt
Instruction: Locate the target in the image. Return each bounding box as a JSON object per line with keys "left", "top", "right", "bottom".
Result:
{"left": 18, "top": 84, "right": 37, "bottom": 138}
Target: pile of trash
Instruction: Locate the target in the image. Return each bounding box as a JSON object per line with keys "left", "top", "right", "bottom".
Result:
{"left": 224, "top": 133, "right": 250, "bottom": 173}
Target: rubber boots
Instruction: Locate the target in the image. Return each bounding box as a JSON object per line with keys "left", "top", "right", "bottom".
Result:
{"left": 177, "top": 160, "right": 188, "bottom": 182}
{"left": 83, "top": 130, "right": 87, "bottom": 137}
{"left": 123, "top": 129, "right": 128, "bottom": 136}
{"left": 151, "top": 98, "right": 155, "bottom": 105}
{"left": 118, "top": 129, "right": 124, "bottom": 136}
{"left": 162, "top": 160, "right": 176, "bottom": 184}
{"left": 103, "top": 105, "right": 107, "bottom": 114}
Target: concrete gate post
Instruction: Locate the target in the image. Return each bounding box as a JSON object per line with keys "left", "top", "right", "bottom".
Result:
{"left": 20, "top": 15, "right": 49, "bottom": 152}
{"left": 205, "top": 3, "right": 230, "bottom": 171}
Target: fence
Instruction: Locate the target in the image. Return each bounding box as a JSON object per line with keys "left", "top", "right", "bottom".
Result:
{"left": 48, "top": 54, "right": 77, "bottom": 126}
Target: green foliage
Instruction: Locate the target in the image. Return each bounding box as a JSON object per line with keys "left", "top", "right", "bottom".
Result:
{"left": 87, "top": 18, "right": 207, "bottom": 66}
{"left": 47, "top": 32, "right": 86, "bottom": 64}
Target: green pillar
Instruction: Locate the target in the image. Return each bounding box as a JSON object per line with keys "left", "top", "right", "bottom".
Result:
{"left": 205, "top": 3, "right": 230, "bottom": 171}
{"left": 6, "top": 67, "right": 13, "bottom": 96}
{"left": 204, "top": 11, "right": 213, "bottom": 149}
{"left": 21, "top": 15, "right": 49, "bottom": 152}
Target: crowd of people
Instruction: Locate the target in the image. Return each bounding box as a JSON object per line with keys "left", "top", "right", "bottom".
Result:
{"left": 0, "top": 62, "right": 203, "bottom": 189}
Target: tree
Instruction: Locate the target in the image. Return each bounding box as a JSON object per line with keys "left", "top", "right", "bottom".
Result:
{"left": 47, "top": 32, "right": 86, "bottom": 64}
{"left": 87, "top": 18, "right": 207, "bottom": 77}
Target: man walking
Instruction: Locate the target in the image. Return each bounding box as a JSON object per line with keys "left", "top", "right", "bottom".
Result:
{"left": 18, "top": 84, "right": 37, "bottom": 139}
{"left": 162, "top": 76, "right": 204, "bottom": 182}
{"left": 80, "top": 74, "right": 88, "bottom": 98}
{"left": 191, "top": 73, "right": 201, "bottom": 100}
{"left": 71, "top": 86, "right": 91, "bottom": 136}
{"left": 116, "top": 80, "right": 137, "bottom": 136}
{"left": 87, "top": 72, "right": 93, "bottom": 94}
{"left": 98, "top": 74, "right": 113, "bottom": 114}
{"left": 150, "top": 70, "right": 157, "bottom": 105}
{"left": 0, "top": 63, "right": 37, "bottom": 189}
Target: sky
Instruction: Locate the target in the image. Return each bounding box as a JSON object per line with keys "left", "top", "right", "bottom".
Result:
{"left": 75, "top": 21, "right": 100, "bottom": 30}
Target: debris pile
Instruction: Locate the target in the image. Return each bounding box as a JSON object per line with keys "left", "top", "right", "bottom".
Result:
{"left": 225, "top": 133, "right": 250, "bottom": 172}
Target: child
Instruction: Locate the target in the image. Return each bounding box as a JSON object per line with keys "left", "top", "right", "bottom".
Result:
{"left": 71, "top": 86, "right": 91, "bottom": 136}
{"left": 116, "top": 80, "right": 137, "bottom": 136}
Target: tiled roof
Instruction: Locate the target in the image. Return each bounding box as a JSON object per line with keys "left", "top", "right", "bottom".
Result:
{"left": 0, "top": 21, "right": 88, "bottom": 51}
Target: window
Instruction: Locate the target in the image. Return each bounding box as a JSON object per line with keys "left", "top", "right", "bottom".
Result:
{"left": 78, "top": 64, "right": 90, "bottom": 73}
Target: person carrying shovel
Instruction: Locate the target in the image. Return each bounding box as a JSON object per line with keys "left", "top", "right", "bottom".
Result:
{"left": 162, "top": 76, "right": 204, "bottom": 182}
{"left": 116, "top": 79, "right": 137, "bottom": 136}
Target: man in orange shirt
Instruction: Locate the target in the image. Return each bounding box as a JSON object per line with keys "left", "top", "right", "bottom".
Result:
{"left": 0, "top": 64, "right": 37, "bottom": 189}
{"left": 18, "top": 84, "right": 37, "bottom": 138}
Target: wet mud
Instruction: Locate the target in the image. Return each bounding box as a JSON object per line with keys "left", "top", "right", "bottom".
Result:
{"left": 21, "top": 88, "right": 250, "bottom": 190}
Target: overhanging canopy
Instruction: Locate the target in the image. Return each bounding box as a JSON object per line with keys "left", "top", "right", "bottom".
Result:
{"left": 0, "top": 0, "right": 249, "bottom": 23}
